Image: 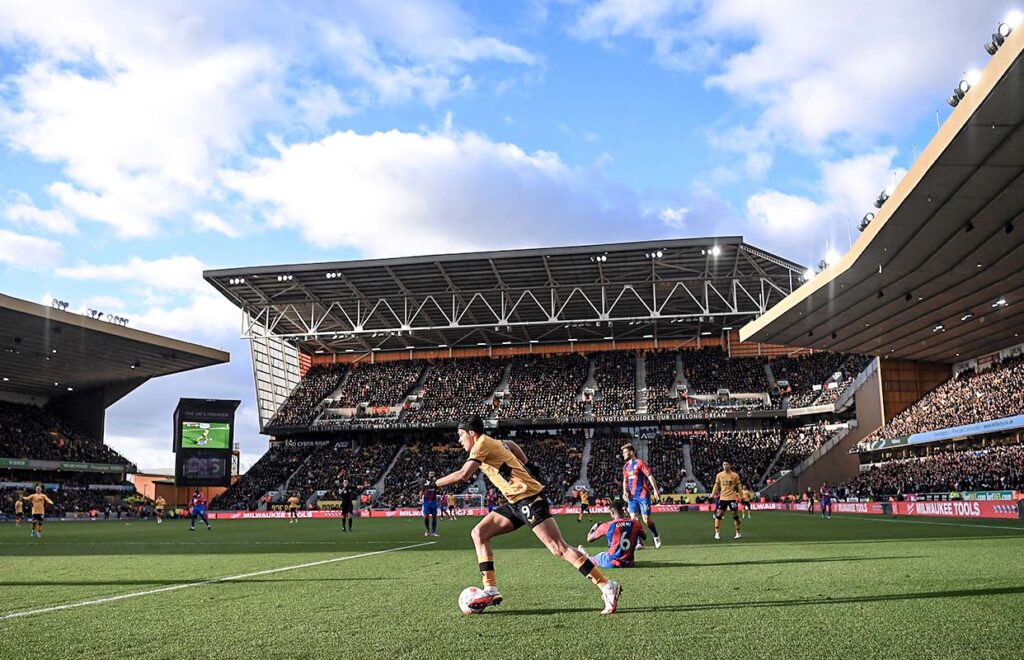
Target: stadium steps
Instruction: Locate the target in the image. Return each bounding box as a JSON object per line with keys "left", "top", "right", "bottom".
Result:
{"left": 374, "top": 441, "right": 409, "bottom": 493}
{"left": 487, "top": 362, "right": 514, "bottom": 419}
{"left": 764, "top": 362, "right": 776, "bottom": 388}
{"left": 834, "top": 357, "right": 878, "bottom": 412}
{"left": 635, "top": 353, "right": 647, "bottom": 412}
{"left": 635, "top": 436, "right": 651, "bottom": 462}
{"left": 758, "top": 436, "right": 791, "bottom": 487}
{"left": 578, "top": 434, "right": 593, "bottom": 488}
{"left": 281, "top": 447, "right": 320, "bottom": 494}
{"left": 682, "top": 442, "right": 705, "bottom": 493}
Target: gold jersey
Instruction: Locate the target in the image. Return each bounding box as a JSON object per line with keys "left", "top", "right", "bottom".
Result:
{"left": 711, "top": 471, "right": 742, "bottom": 501}
{"left": 155, "top": 497, "right": 166, "bottom": 510}
{"left": 469, "top": 435, "right": 544, "bottom": 504}
{"left": 287, "top": 496, "right": 300, "bottom": 509}
{"left": 741, "top": 488, "right": 753, "bottom": 501}
{"left": 14, "top": 500, "right": 23, "bottom": 514}
{"left": 24, "top": 493, "right": 54, "bottom": 515}
{"left": 579, "top": 490, "right": 590, "bottom": 505}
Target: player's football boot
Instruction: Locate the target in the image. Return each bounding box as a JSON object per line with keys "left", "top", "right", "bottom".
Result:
{"left": 601, "top": 580, "right": 621, "bottom": 615}
{"left": 714, "top": 531, "right": 720, "bottom": 540}
{"left": 469, "top": 588, "right": 503, "bottom": 612}
{"left": 653, "top": 536, "right": 662, "bottom": 549}
{"left": 734, "top": 532, "right": 742, "bottom": 540}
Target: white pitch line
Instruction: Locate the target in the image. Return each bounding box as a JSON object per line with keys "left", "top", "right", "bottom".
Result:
{"left": 0, "top": 541, "right": 435, "bottom": 622}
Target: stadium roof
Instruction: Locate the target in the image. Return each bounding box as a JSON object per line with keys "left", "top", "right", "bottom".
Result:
{"left": 205, "top": 237, "right": 805, "bottom": 354}
{"left": 742, "top": 26, "right": 1024, "bottom": 364}
{"left": 0, "top": 293, "right": 230, "bottom": 401}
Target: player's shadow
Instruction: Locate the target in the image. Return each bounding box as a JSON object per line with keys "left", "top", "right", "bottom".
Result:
{"left": 495, "top": 585, "right": 1024, "bottom": 616}
{"left": 0, "top": 577, "right": 399, "bottom": 588}
{"left": 640, "top": 555, "right": 923, "bottom": 568}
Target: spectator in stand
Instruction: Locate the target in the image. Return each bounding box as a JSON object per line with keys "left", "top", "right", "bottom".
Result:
{"left": 772, "top": 353, "right": 870, "bottom": 408}
{"left": 378, "top": 439, "right": 470, "bottom": 508}
{"left": 774, "top": 426, "right": 832, "bottom": 472}
{"left": 586, "top": 434, "right": 636, "bottom": 501}
{"left": 289, "top": 441, "right": 400, "bottom": 503}
{"left": 591, "top": 352, "right": 637, "bottom": 417}
{"left": 500, "top": 354, "right": 589, "bottom": 420}
{"left": 644, "top": 350, "right": 680, "bottom": 414}
{"left": 404, "top": 357, "right": 508, "bottom": 425}
{"left": 0, "top": 401, "right": 134, "bottom": 468}
{"left": 333, "top": 361, "right": 426, "bottom": 408}
{"left": 268, "top": 365, "right": 348, "bottom": 428}
{"left": 211, "top": 444, "right": 317, "bottom": 510}
{"left": 682, "top": 347, "right": 767, "bottom": 395}
{"left": 690, "top": 430, "right": 784, "bottom": 488}
{"left": 505, "top": 432, "right": 585, "bottom": 502}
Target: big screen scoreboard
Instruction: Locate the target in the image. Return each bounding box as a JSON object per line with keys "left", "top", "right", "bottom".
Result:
{"left": 173, "top": 398, "right": 240, "bottom": 486}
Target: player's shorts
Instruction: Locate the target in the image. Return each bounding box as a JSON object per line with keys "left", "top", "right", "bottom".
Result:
{"left": 487, "top": 504, "right": 496, "bottom": 512}
{"left": 15, "top": 513, "right": 23, "bottom": 521}
{"left": 627, "top": 496, "right": 652, "bottom": 517}
{"left": 494, "top": 494, "right": 552, "bottom": 530}
{"left": 341, "top": 503, "right": 354, "bottom": 514}
{"left": 580, "top": 503, "right": 590, "bottom": 512}
{"left": 741, "top": 500, "right": 750, "bottom": 509}
{"left": 716, "top": 500, "right": 739, "bottom": 514}
{"left": 32, "top": 514, "right": 44, "bottom": 523}
{"left": 155, "top": 508, "right": 164, "bottom": 514}
{"left": 422, "top": 501, "right": 438, "bottom": 516}
{"left": 821, "top": 497, "right": 832, "bottom": 506}
{"left": 192, "top": 507, "right": 207, "bottom": 516}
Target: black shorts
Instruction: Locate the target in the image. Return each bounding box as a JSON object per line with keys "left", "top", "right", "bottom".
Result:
{"left": 341, "top": 504, "right": 354, "bottom": 515}
{"left": 494, "top": 494, "right": 552, "bottom": 530}
{"left": 32, "top": 513, "right": 44, "bottom": 522}
{"left": 15, "top": 512, "right": 23, "bottom": 520}
{"left": 580, "top": 503, "right": 590, "bottom": 512}
{"left": 716, "top": 500, "right": 739, "bottom": 514}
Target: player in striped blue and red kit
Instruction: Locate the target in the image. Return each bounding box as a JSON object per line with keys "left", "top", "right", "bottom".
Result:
{"left": 189, "top": 489, "right": 211, "bottom": 531}
{"left": 621, "top": 443, "right": 662, "bottom": 548}
{"left": 421, "top": 472, "right": 439, "bottom": 537}
{"left": 819, "top": 483, "right": 833, "bottom": 519}
{"left": 578, "top": 500, "right": 646, "bottom": 568}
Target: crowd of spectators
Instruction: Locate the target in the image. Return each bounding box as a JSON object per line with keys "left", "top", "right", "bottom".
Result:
{"left": 500, "top": 354, "right": 589, "bottom": 420}
{"left": 842, "top": 443, "right": 1024, "bottom": 496}
{"left": 0, "top": 401, "right": 133, "bottom": 467}
{"left": 268, "top": 365, "right": 348, "bottom": 428}
{"left": 509, "top": 432, "right": 585, "bottom": 500}
{"left": 211, "top": 444, "right": 316, "bottom": 510}
{"left": 682, "top": 347, "right": 767, "bottom": 394}
{"left": 289, "top": 441, "right": 401, "bottom": 502}
{"left": 1, "top": 485, "right": 118, "bottom": 517}
{"left": 774, "top": 426, "right": 833, "bottom": 472}
{"left": 690, "top": 429, "right": 784, "bottom": 487}
{"left": 586, "top": 433, "right": 635, "bottom": 500}
{"left": 591, "top": 351, "right": 637, "bottom": 417}
{"left": 332, "top": 360, "right": 426, "bottom": 408}
{"left": 868, "top": 355, "right": 1024, "bottom": 441}
{"left": 647, "top": 435, "right": 687, "bottom": 493}
{"left": 644, "top": 350, "right": 680, "bottom": 413}
{"left": 773, "top": 353, "right": 871, "bottom": 408}
{"left": 377, "top": 439, "right": 471, "bottom": 508}
{"left": 404, "top": 357, "right": 508, "bottom": 425}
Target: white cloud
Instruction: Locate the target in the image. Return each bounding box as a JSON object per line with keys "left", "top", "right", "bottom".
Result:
{"left": 658, "top": 206, "right": 689, "bottom": 227}
{"left": 4, "top": 192, "right": 76, "bottom": 234}
{"left": 56, "top": 255, "right": 209, "bottom": 294}
{"left": 0, "top": 229, "right": 62, "bottom": 267}
{"left": 193, "top": 211, "right": 240, "bottom": 239}
{"left": 221, "top": 128, "right": 663, "bottom": 257}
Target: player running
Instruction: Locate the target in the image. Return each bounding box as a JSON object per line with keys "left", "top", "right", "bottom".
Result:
{"left": 577, "top": 488, "right": 593, "bottom": 523}
{"left": 287, "top": 493, "right": 301, "bottom": 524}
{"left": 195, "top": 428, "right": 211, "bottom": 446}
{"left": 14, "top": 496, "right": 24, "bottom": 527}
{"left": 436, "top": 415, "right": 621, "bottom": 615}
{"left": 21, "top": 486, "right": 54, "bottom": 538}
{"left": 740, "top": 484, "right": 753, "bottom": 520}
{"left": 189, "top": 489, "right": 211, "bottom": 531}
{"left": 577, "top": 499, "right": 645, "bottom": 569}
{"left": 485, "top": 488, "right": 497, "bottom": 513}
{"left": 621, "top": 443, "right": 662, "bottom": 548}
{"left": 338, "top": 480, "right": 357, "bottom": 532}
{"left": 710, "top": 460, "right": 742, "bottom": 540}
{"left": 820, "top": 482, "right": 833, "bottom": 519}
{"left": 421, "top": 472, "right": 440, "bottom": 537}
{"left": 154, "top": 496, "right": 166, "bottom": 524}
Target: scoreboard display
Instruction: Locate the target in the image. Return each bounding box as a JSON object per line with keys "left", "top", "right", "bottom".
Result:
{"left": 173, "top": 398, "right": 240, "bottom": 486}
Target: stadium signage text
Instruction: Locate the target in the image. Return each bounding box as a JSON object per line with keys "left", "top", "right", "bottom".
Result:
{"left": 0, "top": 457, "right": 127, "bottom": 473}
{"left": 864, "top": 414, "right": 1024, "bottom": 452}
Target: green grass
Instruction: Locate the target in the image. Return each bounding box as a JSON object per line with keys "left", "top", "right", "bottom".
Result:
{"left": 2, "top": 512, "right": 1023, "bottom": 659}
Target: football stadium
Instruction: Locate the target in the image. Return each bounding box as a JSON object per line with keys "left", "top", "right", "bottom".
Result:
{"left": 2, "top": 5, "right": 1024, "bottom": 660}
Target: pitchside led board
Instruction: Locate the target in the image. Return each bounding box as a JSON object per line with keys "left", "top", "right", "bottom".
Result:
{"left": 173, "top": 398, "right": 240, "bottom": 487}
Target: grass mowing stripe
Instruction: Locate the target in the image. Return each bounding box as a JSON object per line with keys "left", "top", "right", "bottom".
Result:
{"left": 0, "top": 541, "right": 435, "bottom": 622}
{"left": 776, "top": 512, "right": 1024, "bottom": 532}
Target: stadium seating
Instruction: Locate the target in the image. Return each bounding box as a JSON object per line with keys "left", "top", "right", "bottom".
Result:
{"left": 377, "top": 439, "right": 470, "bottom": 508}
{"left": 211, "top": 443, "right": 316, "bottom": 510}
{"left": 591, "top": 351, "right": 636, "bottom": 417}
{"left": 403, "top": 357, "right": 508, "bottom": 425}
{"left": 644, "top": 350, "right": 679, "bottom": 413}
{"left": 773, "top": 426, "right": 832, "bottom": 472}
{"left": 499, "top": 353, "right": 589, "bottom": 420}
{"left": 867, "top": 355, "right": 1024, "bottom": 441}
{"left": 646, "top": 435, "right": 687, "bottom": 493}
{"left": 689, "top": 430, "right": 783, "bottom": 487}
{"left": 508, "top": 432, "right": 585, "bottom": 501}
{"left": 772, "top": 353, "right": 871, "bottom": 407}
{"left": 0, "top": 400, "right": 134, "bottom": 467}
{"left": 289, "top": 441, "right": 401, "bottom": 502}
{"left": 586, "top": 434, "right": 634, "bottom": 500}
{"left": 682, "top": 347, "right": 767, "bottom": 394}
{"left": 843, "top": 442, "right": 1024, "bottom": 496}
{"left": 268, "top": 365, "right": 348, "bottom": 428}
{"left": 333, "top": 360, "right": 426, "bottom": 408}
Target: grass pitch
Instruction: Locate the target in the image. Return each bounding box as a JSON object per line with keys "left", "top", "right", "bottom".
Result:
{"left": 2, "top": 512, "right": 1023, "bottom": 659}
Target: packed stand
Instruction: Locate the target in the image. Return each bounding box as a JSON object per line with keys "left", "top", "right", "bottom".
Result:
{"left": 510, "top": 432, "right": 585, "bottom": 501}
{"left": 647, "top": 435, "right": 687, "bottom": 493}
{"left": 268, "top": 365, "right": 348, "bottom": 428}
{"left": 645, "top": 350, "right": 680, "bottom": 414}
{"left": 500, "top": 354, "right": 589, "bottom": 420}
{"left": 591, "top": 351, "right": 637, "bottom": 417}
{"left": 211, "top": 443, "right": 316, "bottom": 510}
{"left": 586, "top": 434, "right": 635, "bottom": 500}
{"left": 404, "top": 357, "right": 508, "bottom": 425}
{"left": 682, "top": 347, "right": 767, "bottom": 394}
{"left": 0, "top": 401, "right": 133, "bottom": 467}
{"left": 843, "top": 443, "right": 1024, "bottom": 496}
{"left": 772, "top": 352, "right": 870, "bottom": 407}
{"left": 289, "top": 441, "right": 401, "bottom": 502}
{"left": 774, "top": 426, "right": 832, "bottom": 472}
{"left": 377, "top": 439, "right": 470, "bottom": 508}
{"left": 332, "top": 360, "right": 426, "bottom": 408}
{"left": 690, "top": 429, "right": 784, "bottom": 487}
{"left": 2, "top": 485, "right": 112, "bottom": 517}
{"left": 868, "top": 355, "right": 1024, "bottom": 441}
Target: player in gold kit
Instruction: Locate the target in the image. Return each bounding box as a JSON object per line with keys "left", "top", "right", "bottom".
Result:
{"left": 710, "top": 461, "right": 742, "bottom": 540}
{"left": 436, "top": 415, "right": 621, "bottom": 614}
{"left": 22, "top": 485, "right": 55, "bottom": 538}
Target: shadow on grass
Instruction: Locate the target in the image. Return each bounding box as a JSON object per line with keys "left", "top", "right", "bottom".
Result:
{"left": 639, "top": 555, "right": 923, "bottom": 568}
{"left": 493, "top": 585, "right": 1024, "bottom": 616}
{"left": 0, "top": 577, "right": 399, "bottom": 588}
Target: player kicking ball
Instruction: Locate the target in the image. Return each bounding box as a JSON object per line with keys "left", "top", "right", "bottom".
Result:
{"left": 436, "top": 415, "right": 621, "bottom": 615}
{"left": 621, "top": 443, "right": 662, "bottom": 548}
{"left": 711, "top": 460, "right": 742, "bottom": 540}
{"left": 577, "top": 499, "right": 645, "bottom": 569}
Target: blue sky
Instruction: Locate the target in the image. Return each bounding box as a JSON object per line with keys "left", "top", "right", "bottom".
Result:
{"left": 0, "top": 1, "right": 1017, "bottom": 469}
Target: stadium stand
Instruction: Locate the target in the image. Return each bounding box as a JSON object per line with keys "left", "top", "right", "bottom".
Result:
{"left": 0, "top": 401, "right": 134, "bottom": 467}
{"left": 842, "top": 442, "right": 1024, "bottom": 496}
{"left": 268, "top": 365, "right": 348, "bottom": 428}
{"left": 646, "top": 435, "right": 687, "bottom": 493}
{"left": 404, "top": 357, "right": 508, "bottom": 425}
{"left": 211, "top": 444, "right": 316, "bottom": 510}
{"left": 644, "top": 350, "right": 679, "bottom": 413}
{"left": 867, "top": 355, "right": 1024, "bottom": 442}
{"left": 586, "top": 433, "right": 635, "bottom": 500}
{"left": 333, "top": 360, "right": 425, "bottom": 408}
{"left": 377, "top": 439, "right": 471, "bottom": 508}
{"left": 591, "top": 351, "right": 637, "bottom": 417}
{"left": 773, "top": 425, "right": 832, "bottom": 472}
{"left": 290, "top": 441, "right": 401, "bottom": 502}
{"left": 689, "top": 430, "right": 784, "bottom": 487}
{"left": 682, "top": 347, "right": 767, "bottom": 394}
{"left": 500, "top": 353, "right": 589, "bottom": 420}
{"left": 509, "top": 432, "right": 585, "bottom": 501}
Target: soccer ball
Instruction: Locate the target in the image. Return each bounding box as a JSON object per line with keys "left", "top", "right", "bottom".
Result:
{"left": 458, "top": 586, "right": 485, "bottom": 615}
